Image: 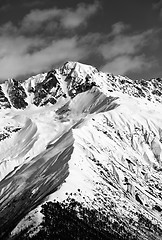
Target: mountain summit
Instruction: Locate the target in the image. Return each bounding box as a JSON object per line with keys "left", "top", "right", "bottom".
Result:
{"left": 0, "top": 62, "right": 162, "bottom": 240}
{"left": 0, "top": 61, "right": 162, "bottom": 110}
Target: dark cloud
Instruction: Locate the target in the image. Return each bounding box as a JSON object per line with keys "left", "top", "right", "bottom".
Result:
{"left": 153, "top": 0, "right": 162, "bottom": 9}
{"left": 0, "top": 3, "right": 10, "bottom": 11}
{"left": 23, "top": 0, "right": 45, "bottom": 8}
{"left": 153, "top": 0, "right": 162, "bottom": 18}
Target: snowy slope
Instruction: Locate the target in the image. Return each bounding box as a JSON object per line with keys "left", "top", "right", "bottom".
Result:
{"left": 0, "top": 62, "right": 162, "bottom": 239}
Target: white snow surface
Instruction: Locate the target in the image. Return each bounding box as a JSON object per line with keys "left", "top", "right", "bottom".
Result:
{"left": 0, "top": 62, "right": 162, "bottom": 239}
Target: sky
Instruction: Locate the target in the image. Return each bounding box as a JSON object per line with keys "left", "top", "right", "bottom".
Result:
{"left": 0, "top": 0, "right": 162, "bottom": 82}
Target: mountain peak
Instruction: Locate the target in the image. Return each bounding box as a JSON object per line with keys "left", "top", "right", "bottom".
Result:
{"left": 0, "top": 61, "right": 162, "bottom": 110}
{"left": 1, "top": 62, "right": 162, "bottom": 240}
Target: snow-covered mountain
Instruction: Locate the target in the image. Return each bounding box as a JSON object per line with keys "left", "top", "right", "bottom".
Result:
{"left": 0, "top": 61, "right": 162, "bottom": 239}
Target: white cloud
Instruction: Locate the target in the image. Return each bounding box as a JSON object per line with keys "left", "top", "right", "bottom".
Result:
{"left": 0, "top": 2, "right": 100, "bottom": 80}
{"left": 20, "top": 1, "right": 100, "bottom": 32}
{"left": 100, "top": 29, "right": 153, "bottom": 60}
{"left": 60, "top": 2, "right": 100, "bottom": 29}
{"left": 101, "top": 55, "right": 153, "bottom": 75}
{"left": 21, "top": 8, "right": 60, "bottom": 32}
{"left": 0, "top": 36, "right": 45, "bottom": 57}
{"left": 0, "top": 22, "right": 18, "bottom": 35}
{"left": 111, "top": 22, "right": 130, "bottom": 35}
{"left": 99, "top": 24, "right": 155, "bottom": 75}
{"left": 0, "top": 1, "right": 157, "bottom": 81}
{"left": 0, "top": 37, "right": 85, "bottom": 79}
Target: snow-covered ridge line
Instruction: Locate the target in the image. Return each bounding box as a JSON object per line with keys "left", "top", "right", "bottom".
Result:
{"left": 0, "top": 61, "right": 161, "bottom": 110}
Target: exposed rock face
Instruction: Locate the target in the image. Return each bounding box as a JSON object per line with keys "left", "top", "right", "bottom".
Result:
{"left": 0, "top": 86, "right": 11, "bottom": 108}
{"left": 0, "top": 61, "right": 162, "bottom": 109}
{"left": 7, "top": 79, "right": 28, "bottom": 109}
{"left": 0, "top": 62, "right": 162, "bottom": 240}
